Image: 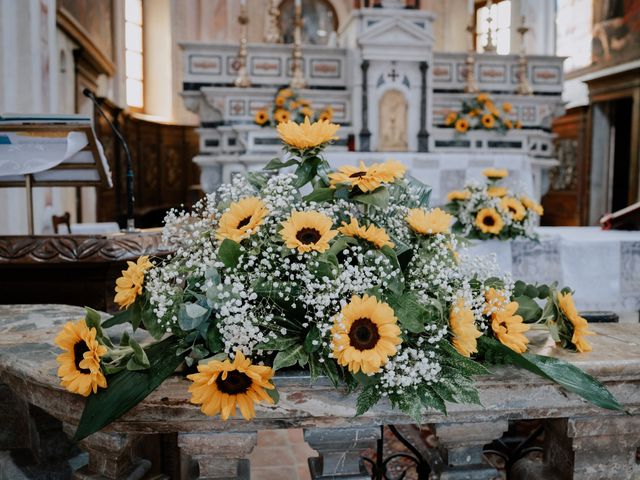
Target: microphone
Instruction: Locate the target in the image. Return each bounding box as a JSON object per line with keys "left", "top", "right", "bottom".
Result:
{"left": 83, "top": 88, "right": 136, "bottom": 232}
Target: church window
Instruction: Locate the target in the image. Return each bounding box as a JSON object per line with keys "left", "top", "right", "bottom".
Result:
{"left": 279, "top": 0, "right": 339, "bottom": 45}
{"left": 476, "top": 0, "right": 512, "bottom": 55}
{"left": 125, "top": 0, "right": 144, "bottom": 109}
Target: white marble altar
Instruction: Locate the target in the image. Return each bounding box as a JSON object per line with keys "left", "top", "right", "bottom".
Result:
{"left": 180, "top": 3, "right": 565, "bottom": 201}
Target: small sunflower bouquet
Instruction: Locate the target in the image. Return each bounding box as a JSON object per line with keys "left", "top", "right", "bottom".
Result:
{"left": 445, "top": 168, "right": 543, "bottom": 240}
{"left": 56, "top": 118, "right": 619, "bottom": 441}
{"left": 254, "top": 87, "right": 333, "bottom": 127}
{"left": 444, "top": 93, "right": 521, "bottom": 134}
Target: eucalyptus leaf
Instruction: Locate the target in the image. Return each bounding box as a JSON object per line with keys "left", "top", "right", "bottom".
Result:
{"left": 218, "top": 239, "right": 242, "bottom": 269}
{"left": 514, "top": 295, "right": 543, "bottom": 323}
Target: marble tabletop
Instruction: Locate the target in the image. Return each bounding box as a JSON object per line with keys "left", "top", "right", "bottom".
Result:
{"left": 0, "top": 304, "right": 638, "bottom": 435}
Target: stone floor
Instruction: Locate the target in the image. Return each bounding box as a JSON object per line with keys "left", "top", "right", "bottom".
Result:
{"left": 249, "top": 429, "right": 318, "bottom": 480}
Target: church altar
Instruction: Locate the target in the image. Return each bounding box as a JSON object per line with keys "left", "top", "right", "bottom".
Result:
{"left": 463, "top": 227, "right": 640, "bottom": 313}
{"left": 0, "top": 304, "right": 638, "bottom": 480}
{"left": 180, "top": 5, "right": 564, "bottom": 201}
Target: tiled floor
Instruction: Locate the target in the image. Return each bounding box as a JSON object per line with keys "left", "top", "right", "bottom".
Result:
{"left": 249, "top": 429, "right": 317, "bottom": 480}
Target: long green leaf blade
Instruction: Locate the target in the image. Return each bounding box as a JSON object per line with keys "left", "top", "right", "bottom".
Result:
{"left": 73, "top": 336, "right": 185, "bottom": 441}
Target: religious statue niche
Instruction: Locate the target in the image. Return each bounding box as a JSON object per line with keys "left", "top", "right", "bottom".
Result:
{"left": 378, "top": 90, "right": 408, "bottom": 152}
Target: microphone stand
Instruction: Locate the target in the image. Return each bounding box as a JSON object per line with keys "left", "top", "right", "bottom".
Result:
{"left": 83, "top": 88, "right": 136, "bottom": 232}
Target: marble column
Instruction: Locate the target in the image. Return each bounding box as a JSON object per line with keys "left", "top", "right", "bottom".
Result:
{"left": 63, "top": 426, "right": 150, "bottom": 480}
{"left": 545, "top": 416, "right": 640, "bottom": 480}
{"left": 178, "top": 431, "right": 257, "bottom": 480}
{"left": 304, "top": 426, "right": 380, "bottom": 479}
{"left": 358, "top": 60, "right": 372, "bottom": 152}
{"left": 417, "top": 61, "right": 429, "bottom": 152}
{"left": 430, "top": 419, "right": 508, "bottom": 479}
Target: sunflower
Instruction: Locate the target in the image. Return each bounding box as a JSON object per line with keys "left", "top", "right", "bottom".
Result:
{"left": 318, "top": 108, "right": 333, "bottom": 122}
{"left": 475, "top": 208, "right": 504, "bottom": 235}
{"left": 406, "top": 207, "right": 453, "bottom": 235}
{"left": 331, "top": 294, "right": 402, "bottom": 375}
{"left": 114, "top": 255, "right": 154, "bottom": 309}
{"left": 477, "top": 93, "right": 489, "bottom": 103}
{"left": 300, "top": 106, "right": 314, "bottom": 118}
{"left": 338, "top": 216, "right": 394, "bottom": 249}
{"left": 487, "top": 186, "right": 508, "bottom": 198}
{"left": 485, "top": 101, "right": 500, "bottom": 117}
{"left": 445, "top": 111, "right": 457, "bottom": 126}
{"left": 216, "top": 197, "right": 268, "bottom": 243}
{"left": 504, "top": 119, "right": 513, "bottom": 129}
{"left": 483, "top": 287, "right": 509, "bottom": 316}
{"left": 482, "top": 168, "right": 508, "bottom": 180}
{"left": 298, "top": 98, "right": 311, "bottom": 106}
{"left": 447, "top": 190, "right": 471, "bottom": 201}
{"left": 279, "top": 88, "right": 293, "bottom": 98}
{"left": 55, "top": 319, "right": 108, "bottom": 397}
{"left": 449, "top": 299, "right": 482, "bottom": 357}
{"left": 274, "top": 108, "right": 291, "bottom": 124}
{"left": 328, "top": 161, "right": 383, "bottom": 193}
{"left": 520, "top": 195, "right": 544, "bottom": 216}
{"left": 557, "top": 292, "right": 594, "bottom": 353}
{"left": 373, "top": 159, "right": 407, "bottom": 183}
{"left": 501, "top": 197, "right": 526, "bottom": 221}
{"left": 455, "top": 118, "right": 469, "bottom": 133}
{"left": 491, "top": 301, "right": 530, "bottom": 353}
{"left": 187, "top": 351, "right": 275, "bottom": 420}
{"left": 502, "top": 102, "right": 513, "bottom": 113}
{"left": 254, "top": 109, "right": 269, "bottom": 126}
{"left": 515, "top": 120, "right": 522, "bottom": 129}
{"left": 275, "top": 96, "right": 286, "bottom": 107}
{"left": 280, "top": 210, "right": 337, "bottom": 253}
{"left": 277, "top": 117, "right": 340, "bottom": 150}
{"left": 481, "top": 114, "right": 496, "bottom": 129}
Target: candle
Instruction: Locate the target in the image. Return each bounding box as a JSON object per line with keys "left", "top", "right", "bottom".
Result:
{"left": 468, "top": 0, "right": 474, "bottom": 15}
{"left": 295, "top": 0, "right": 301, "bottom": 8}
{"left": 520, "top": 0, "right": 526, "bottom": 17}
{"left": 240, "top": 0, "right": 246, "bottom": 6}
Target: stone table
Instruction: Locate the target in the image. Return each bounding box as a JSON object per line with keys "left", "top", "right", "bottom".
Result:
{"left": 0, "top": 304, "right": 639, "bottom": 480}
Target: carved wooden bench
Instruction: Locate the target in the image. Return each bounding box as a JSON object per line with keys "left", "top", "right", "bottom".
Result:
{"left": 0, "top": 304, "right": 639, "bottom": 479}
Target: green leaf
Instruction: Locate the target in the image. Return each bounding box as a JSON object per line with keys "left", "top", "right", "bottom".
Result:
{"left": 303, "top": 187, "right": 334, "bottom": 203}
{"left": 85, "top": 307, "right": 113, "bottom": 348}
{"left": 266, "top": 386, "right": 280, "bottom": 404}
{"left": 73, "top": 336, "right": 185, "bottom": 441}
{"left": 514, "top": 295, "right": 543, "bottom": 323}
{"left": 356, "top": 384, "right": 381, "bottom": 415}
{"left": 141, "top": 306, "right": 164, "bottom": 340}
{"left": 205, "top": 322, "right": 224, "bottom": 352}
{"left": 352, "top": 186, "right": 389, "bottom": 209}
{"left": 304, "top": 327, "right": 321, "bottom": 353}
{"left": 294, "top": 157, "right": 321, "bottom": 187}
{"left": 386, "top": 292, "right": 429, "bottom": 333}
{"left": 264, "top": 157, "right": 299, "bottom": 170}
{"left": 126, "top": 337, "right": 151, "bottom": 370}
{"left": 256, "top": 335, "right": 300, "bottom": 351}
{"left": 177, "top": 303, "right": 210, "bottom": 331}
{"left": 417, "top": 385, "right": 447, "bottom": 414}
{"left": 101, "top": 307, "right": 133, "bottom": 329}
{"left": 273, "top": 345, "right": 305, "bottom": 371}
{"left": 218, "top": 239, "right": 242, "bottom": 268}
{"left": 246, "top": 172, "right": 269, "bottom": 190}
{"left": 405, "top": 175, "right": 432, "bottom": 209}
{"left": 478, "top": 336, "right": 623, "bottom": 411}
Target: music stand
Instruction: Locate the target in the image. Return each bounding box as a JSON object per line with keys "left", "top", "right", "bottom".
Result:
{"left": 0, "top": 114, "right": 112, "bottom": 235}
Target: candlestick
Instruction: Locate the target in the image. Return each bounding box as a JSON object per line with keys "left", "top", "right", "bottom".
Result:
{"left": 484, "top": 0, "right": 497, "bottom": 53}
{"left": 234, "top": 2, "right": 251, "bottom": 88}
{"left": 516, "top": 16, "right": 532, "bottom": 95}
{"left": 264, "top": 0, "right": 281, "bottom": 43}
{"left": 468, "top": 0, "right": 474, "bottom": 15}
{"left": 464, "top": 14, "right": 478, "bottom": 93}
{"left": 289, "top": 1, "right": 306, "bottom": 89}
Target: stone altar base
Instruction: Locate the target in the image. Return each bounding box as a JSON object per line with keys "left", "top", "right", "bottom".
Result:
{"left": 0, "top": 304, "right": 639, "bottom": 480}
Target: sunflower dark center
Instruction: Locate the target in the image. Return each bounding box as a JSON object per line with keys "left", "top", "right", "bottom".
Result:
{"left": 483, "top": 216, "right": 495, "bottom": 226}
{"left": 296, "top": 228, "right": 321, "bottom": 245}
{"left": 237, "top": 216, "right": 252, "bottom": 229}
{"left": 508, "top": 207, "right": 516, "bottom": 214}
{"left": 215, "top": 370, "right": 252, "bottom": 395}
{"left": 73, "top": 341, "right": 91, "bottom": 374}
{"left": 349, "top": 171, "right": 367, "bottom": 178}
{"left": 348, "top": 318, "right": 380, "bottom": 351}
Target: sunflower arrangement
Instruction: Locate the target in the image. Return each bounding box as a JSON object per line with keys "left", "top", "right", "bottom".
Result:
{"left": 444, "top": 93, "right": 521, "bottom": 134}
{"left": 445, "top": 168, "right": 543, "bottom": 240}
{"left": 254, "top": 87, "right": 334, "bottom": 127}
{"left": 56, "top": 119, "right": 620, "bottom": 441}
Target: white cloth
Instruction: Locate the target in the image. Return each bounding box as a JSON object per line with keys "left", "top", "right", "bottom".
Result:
{"left": 462, "top": 227, "right": 640, "bottom": 312}
{"left": 70, "top": 222, "right": 120, "bottom": 235}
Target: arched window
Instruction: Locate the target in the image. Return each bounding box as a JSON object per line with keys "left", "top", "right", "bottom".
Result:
{"left": 125, "top": 0, "right": 144, "bottom": 109}
{"left": 279, "top": 0, "right": 339, "bottom": 45}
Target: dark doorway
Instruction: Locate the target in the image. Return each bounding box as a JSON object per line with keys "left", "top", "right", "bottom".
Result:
{"left": 610, "top": 97, "right": 633, "bottom": 212}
